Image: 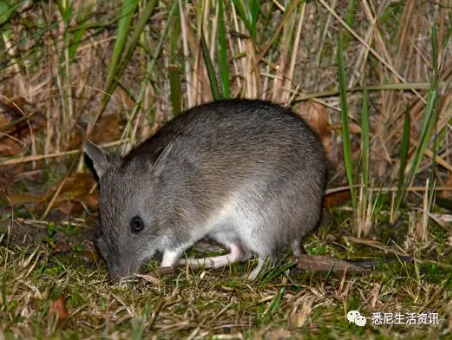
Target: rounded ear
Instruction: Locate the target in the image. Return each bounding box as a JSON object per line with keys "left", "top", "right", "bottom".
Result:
{"left": 83, "top": 139, "right": 111, "bottom": 178}
{"left": 153, "top": 143, "right": 173, "bottom": 177}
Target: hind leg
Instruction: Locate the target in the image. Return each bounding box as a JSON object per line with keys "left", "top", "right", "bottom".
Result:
{"left": 179, "top": 242, "right": 252, "bottom": 269}
{"left": 292, "top": 239, "right": 307, "bottom": 256}
{"left": 246, "top": 257, "right": 266, "bottom": 281}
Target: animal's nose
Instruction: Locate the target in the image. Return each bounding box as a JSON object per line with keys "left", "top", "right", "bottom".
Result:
{"left": 108, "top": 271, "right": 121, "bottom": 284}
{"left": 107, "top": 264, "right": 125, "bottom": 283}
{"left": 107, "top": 264, "right": 136, "bottom": 284}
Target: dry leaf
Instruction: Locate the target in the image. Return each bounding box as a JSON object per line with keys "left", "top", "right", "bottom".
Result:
{"left": 90, "top": 115, "right": 121, "bottom": 144}
{"left": 0, "top": 97, "right": 45, "bottom": 139}
{"left": 136, "top": 274, "right": 161, "bottom": 285}
{"left": 329, "top": 122, "right": 362, "bottom": 135}
{"left": 81, "top": 193, "right": 99, "bottom": 209}
{"left": 55, "top": 201, "right": 84, "bottom": 215}
{"left": 0, "top": 138, "right": 23, "bottom": 157}
{"left": 36, "top": 173, "right": 97, "bottom": 213}
{"left": 440, "top": 175, "right": 452, "bottom": 198}
{"left": 294, "top": 255, "right": 367, "bottom": 273}
{"left": 323, "top": 189, "right": 351, "bottom": 208}
{"left": 300, "top": 101, "right": 331, "bottom": 152}
{"left": 50, "top": 295, "right": 69, "bottom": 320}
{"left": 428, "top": 213, "right": 452, "bottom": 228}
{"left": 8, "top": 193, "right": 41, "bottom": 204}
{"left": 63, "top": 173, "right": 96, "bottom": 193}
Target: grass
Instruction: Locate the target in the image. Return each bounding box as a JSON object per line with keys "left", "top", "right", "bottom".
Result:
{"left": 1, "top": 213, "right": 452, "bottom": 339}
{"left": 1, "top": 0, "right": 452, "bottom": 338}
{"left": 336, "top": 31, "right": 355, "bottom": 211}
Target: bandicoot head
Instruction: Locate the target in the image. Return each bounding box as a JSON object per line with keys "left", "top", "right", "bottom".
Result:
{"left": 84, "top": 139, "right": 173, "bottom": 280}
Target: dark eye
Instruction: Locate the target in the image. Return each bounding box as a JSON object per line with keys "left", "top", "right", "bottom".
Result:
{"left": 130, "top": 216, "right": 144, "bottom": 233}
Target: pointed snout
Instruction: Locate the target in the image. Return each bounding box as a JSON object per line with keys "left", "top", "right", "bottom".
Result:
{"left": 107, "top": 265, "right": 136, "bottom": 283}
{"left": 105, "top": 260, "right": 144, "bottom": 284}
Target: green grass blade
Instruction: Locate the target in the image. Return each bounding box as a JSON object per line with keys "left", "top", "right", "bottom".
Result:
{"left": 429, "top": 24, "right": 439, "bottom": 188}
{"left": 258, "top": 287, "right": 285, "bottom": 326}
{"left": 0, "top": 0, "right": 23, "bottom": 69}
{"left": 406, "top": 87, "right": 437, "bottom": 181}
{"left": 95, "top": 0, "right": 157, "bottom": 118}
{"left": 394, "top": 27, "right": 439, "bottom": 213}
{"left": 0, "top": 0, "right": 22, "bottom": 25}
{"left": 119, "top": 0, "right": 178, "bottom": 147}
{"left": 232, "top": 0, "right": 253, "bottom": 38}
{"left": 146, "top": 0, "right": 178, "bottom": 74}
{"left": 56, "top": 0, "right": 72, "bottom": 23}
{"left": 68, "top": 21, "right": 89, "bottom": 63}
{"left": 103, "top": 0, "right": 138, "bottom": 98}
{"left": 263, "top": 260, "right": 298, "bottom": 283}
{"left": 249, "top": 0, "right": 259, "bottom": 40}
{"left": 168, "top": 1, "right": 182, "bottom": 115}
{"left": 169, "top": 65, "right": 182, "bottom": 116}
{"left": 67, "top": 3, "right": 95, "bottom": 62}
{"left": 117, "top": 0, "right": 159, "bottom": 79}
{"left": 394, "top": 106, "right": 411, "bottom": 211}
{"left": 169, "top": 0, "right": 181, "bottom": 61}
{"left": 217, "top": 0, "right": 230, "bottom": 98}
{"left": 337, "top": 32, "right": 356, "bottom": 210}
{"left": 361, "top": 87, "right": 369, "bottom": 189}
{"left": 201, "top": 29, "right": 222, "bottom": 100}
{"left": 343, "top": 0, "right": 356, "bottom": 47}
{"left": 0, "top": 115, "right": 29, "bottom": 133}
{"left": 260, "top": 1, "right": 275, "bottom": 42}
{"left": 266, "top": 287, "right": 284, "bottom": 315}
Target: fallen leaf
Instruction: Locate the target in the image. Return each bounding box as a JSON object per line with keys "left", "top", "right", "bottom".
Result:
{"left": 136, "top": 274, "right": 161, "bottom": 285}
{"left": 50, "top": 295, "right": 69, "bottom": 320}
{"left": 440, "top": 176, "right": 452, "bottom": 198}
{"left": 329, "top": 122, "right": 362, "bottom": 135}
{"left": 0, "top": 138, "right": 23, "bottom": 157}
{"left": 62, "top": 173, "right": 97, "bottom": 194}
{"left": 8, "top": 193, "right": 41, "bottom": 204}
{"left": 428, "top": 213, "right": 452, "bottom": 228}
{"left": 326, "top": 138, "right": 342, "bottom": 168}
{"left": 323, "top": 189, "right": 351, "bottom": 208}
{"left": 80, "top": 193, "right": 98, "bottom": 209}
{"left": 55, "top": 200, "right": 84, "bottom": 215}
{"left": 90, "top": 115, "right": 121, "bottom": 144}
{"left": 35, "top": 173, "right": 97, "bottom": 213}
{"left": 299, "top": 101, "right": 331, "bottom": 152}
{"left": 293, "top": 255, "right": 367, "bottom": 273}
{"left": 0, "top": 96, "right": 45, "bottom": 139}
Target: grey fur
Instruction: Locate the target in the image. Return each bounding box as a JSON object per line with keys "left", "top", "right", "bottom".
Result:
{"left": 84, "top": 99, "right": 327, "bottom": 280}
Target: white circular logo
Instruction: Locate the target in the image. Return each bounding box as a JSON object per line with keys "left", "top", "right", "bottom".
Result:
{"left": 347, "top": 310, "right": 366, "bottom": 327}
{"left": 347, "top": 310, "right": 360, "bottom": 323}
{"left": 355, "top": 315, "right": 367, "bottom": 327}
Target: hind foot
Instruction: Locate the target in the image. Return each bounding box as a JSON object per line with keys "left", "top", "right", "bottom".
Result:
{"left": 179, "top": 242, "right": 251, "bottom": 269}
{"left": 292, "top": 239, "right": 307, "bottom": 256}
{"left": 245, "top": 258, "right": 267, "bottom": 281}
